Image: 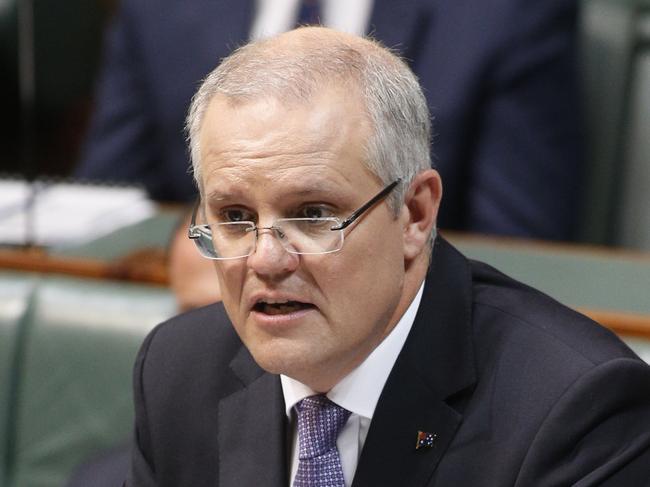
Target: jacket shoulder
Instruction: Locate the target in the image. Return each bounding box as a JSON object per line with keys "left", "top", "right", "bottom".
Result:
{"left": 469, "top": 259, "right": 640, "bottom": 368}
{"left": 136, "top": 303, "right": 245, "bottom": 391}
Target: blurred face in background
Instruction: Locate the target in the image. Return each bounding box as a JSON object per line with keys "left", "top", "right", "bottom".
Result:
{"left": 169, "top": 215, "right": 221, "bottom": 312}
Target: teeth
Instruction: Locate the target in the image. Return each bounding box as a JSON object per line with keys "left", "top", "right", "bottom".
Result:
{"left": 265, "top": 303, "right": 300, "bottom": 315}
{"left": 257, "top": 300, "right": 307, "bottom": 315}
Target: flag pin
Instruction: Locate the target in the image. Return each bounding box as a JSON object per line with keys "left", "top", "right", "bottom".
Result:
{"left": 415, "top": 431, "right": 437, "bottom": 450}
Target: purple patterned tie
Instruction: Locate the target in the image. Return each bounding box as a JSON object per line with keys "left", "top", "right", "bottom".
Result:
{"left": 293, "top": 395, "right": 351, "bottom": 487}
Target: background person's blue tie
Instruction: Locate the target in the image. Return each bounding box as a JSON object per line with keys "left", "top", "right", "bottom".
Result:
{"left": 293, "top": 395, "right": 351, "bottom": 487}
{"left": 297, "top": 0, "right": 321, "bottom": 26}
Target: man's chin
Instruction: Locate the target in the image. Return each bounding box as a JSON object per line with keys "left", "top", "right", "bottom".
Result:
{"left": 248, "top": 340, "right": 321, "bottom": 381}
{"left": 248, "top": 340, "right": 304, "bottom": 374}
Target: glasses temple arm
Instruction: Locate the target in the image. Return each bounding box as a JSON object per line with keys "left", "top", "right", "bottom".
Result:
{"left": 188, "top": 200, "right": 201, "bottom": 239}
{"left": 331, "top": 179, "right": 401, "bottom": 231}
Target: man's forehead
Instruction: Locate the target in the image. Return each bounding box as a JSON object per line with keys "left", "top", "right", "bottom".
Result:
{"left": 205, "top": 177, "right": 351, "bottom": 200}
{"left": 197, "top": 77, "right": 378, "bottom": 208}
{"left": 200, "top": 90, "right": 371, "bottom": 164}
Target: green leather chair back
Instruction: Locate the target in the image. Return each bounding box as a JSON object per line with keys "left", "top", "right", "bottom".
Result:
{"left": 0, "top": 272, "right": 36, "bottom": 487}
{"left": 6, "top": 275, "right": 175, "bottom": 487}
{"left": 579, "top": 0, "right": 650, "bottom": 247}
{"left": 616, "top": 12, "right": 650, "bottom": 249}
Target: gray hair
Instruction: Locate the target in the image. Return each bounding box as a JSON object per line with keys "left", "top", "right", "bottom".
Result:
{"left": 185, "top": 27, "right": 432, "bottom": 215}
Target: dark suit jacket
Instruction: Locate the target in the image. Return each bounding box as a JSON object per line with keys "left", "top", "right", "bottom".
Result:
{"left": 76, "top": 0, "right": 583, "bottom": 239}
{"left": 127, "top": 238, "right": 650, "bottom": 486}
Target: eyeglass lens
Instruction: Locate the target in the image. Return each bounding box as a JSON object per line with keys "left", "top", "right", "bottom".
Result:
{"left": 195, "top": 218, "right": 344, "bottom": 259}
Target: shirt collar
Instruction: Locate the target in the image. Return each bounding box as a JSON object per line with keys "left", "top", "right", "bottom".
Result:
{"left": 281, "top": 282, "right": 425, "bottom": 420}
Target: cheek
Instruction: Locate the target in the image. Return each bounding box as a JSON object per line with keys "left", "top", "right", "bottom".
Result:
{"left": 342, "top": 219, "right": 404, "bottom": 275}
{"left": 320, "top": 225, "right": 404, "bottom": 318}
{"left": 215, "top": 263, "right": 247, "bottom": 312}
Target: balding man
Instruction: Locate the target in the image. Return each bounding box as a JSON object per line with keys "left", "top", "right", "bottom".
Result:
{"left": 126, "top": 28, "right": 650, "bottom": 487}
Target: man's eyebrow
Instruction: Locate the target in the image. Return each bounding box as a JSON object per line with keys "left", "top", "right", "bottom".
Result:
{"left": 205, "top": 184, "right": 344, "bottom": 203}
{"left": 205, "top": 191, "right": 230, "bottom": 203}
{"left": 204, "top": 189, "right": 246, "bottom": 204}
{"left": 289, "top": 186, "right": 343, "bottom": 198}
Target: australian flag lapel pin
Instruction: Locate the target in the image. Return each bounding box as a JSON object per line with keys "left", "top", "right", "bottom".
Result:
{"left": 415, "top": 430, "right": 437, "bottom": 450}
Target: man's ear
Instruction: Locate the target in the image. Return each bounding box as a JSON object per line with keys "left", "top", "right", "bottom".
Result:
{"left": 402, "top": 169, "right": 442, "bottom": 260}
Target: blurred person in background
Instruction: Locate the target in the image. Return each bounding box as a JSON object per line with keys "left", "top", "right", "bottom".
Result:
{"left": 168, "top": 209, "right": 222, "bottom": 312}
{"left": 65, "top": 208, "right": 220, "bottom": 487}
{"left": 75, "top": 0, "right": 583, "bottom": 241}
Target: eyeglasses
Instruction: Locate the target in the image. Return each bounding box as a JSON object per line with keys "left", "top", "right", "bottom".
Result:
{"left": 188, "top": 179, "right": 400, "bottom": 260}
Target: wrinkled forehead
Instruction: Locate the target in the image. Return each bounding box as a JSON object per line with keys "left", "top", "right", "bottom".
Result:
{"left": 200, "top": 87, "right": 372, "bottom": 171}
{"left": 203, "top": 70, "right": 368, "bottom": 124}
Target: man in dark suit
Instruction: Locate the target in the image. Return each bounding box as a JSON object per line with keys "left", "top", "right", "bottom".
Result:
{"left": 76, "top": 0, "right": 583, "bottom": 240}
{"left": 126, "top": 27, "right": 650, "bottom": 486}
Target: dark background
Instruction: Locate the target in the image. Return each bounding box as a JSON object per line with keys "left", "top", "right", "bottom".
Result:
{"left": 0, "top": 0, "right": 116, "bottom": 179}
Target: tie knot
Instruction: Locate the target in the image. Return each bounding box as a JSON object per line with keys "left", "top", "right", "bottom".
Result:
{"left": 295, "top": 395, "right": 351, "bottom": 460}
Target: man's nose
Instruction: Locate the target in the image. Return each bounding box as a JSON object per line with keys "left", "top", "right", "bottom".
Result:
{"left": 246, "top": 228, "right": 299, "bottom": 278}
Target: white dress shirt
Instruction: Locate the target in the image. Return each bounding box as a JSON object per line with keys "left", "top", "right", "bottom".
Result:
{"left": 281, "top": 283, "right": 425, "bottom": 486}
{"left": 250, "top": 0, "right": 374, "bottom": 40}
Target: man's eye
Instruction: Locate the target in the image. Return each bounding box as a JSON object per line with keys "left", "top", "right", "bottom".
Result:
{"left": 299, "top": 206, "right": 330, "bottom": 219}
{"left": 221, "top": 208, "right": 253, "bottom": 222}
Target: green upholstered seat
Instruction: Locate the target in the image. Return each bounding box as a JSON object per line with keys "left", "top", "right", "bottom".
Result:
{"left": 0, "top": 272, "right": 36, "bottom": 487}
{"left": 6, "top": 275, "right": 175, "bottom": 487}
{"left": 450, "top": 237, "right": 650, "bottom": 318}
{"left": 624, "top": 336, "right": 650, "bottom": 364}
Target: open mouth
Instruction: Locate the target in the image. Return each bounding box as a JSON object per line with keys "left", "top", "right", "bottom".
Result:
{"left": 253, "top": 300, "right": 315, "bottom": 315}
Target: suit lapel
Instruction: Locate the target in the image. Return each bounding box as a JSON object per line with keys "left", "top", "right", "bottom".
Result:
{"left": 352, "top": 376, "right": 464, "bottom": 487}
{"left": 352, "top": 238, "right": 477, "bottom": 487}
{"left": 217, "top": 347, "right": 288, "bottom": 487}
